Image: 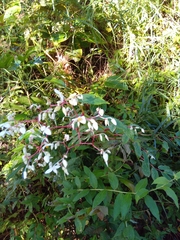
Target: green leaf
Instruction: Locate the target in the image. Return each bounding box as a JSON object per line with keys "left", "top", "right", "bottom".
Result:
{"left": 163, "top": 187, "right": 179, "bottom": 208}
{"left": 18, "top": 96, "right": 30, "bottom": 105}
{"left": 120, "top": 178, "right": 135, "bottom": 192}
{"left": 54, "top": 205, "right": 67, "bottom": 212}
{"left": 31, "top": 96, "right": 45, "bottom": 105}
{"left": 135, "top": 188, "right": 149, "bottom": 203}
{"left": 4, "top": 5, "right": 21, "bottom": 21}
{"left": 142, "top": 152, "right": 150, "bottom": 177}
{"left": 104, "top": 75, "right": 128, "bottom": 90}
{"left": 123, "top": 225, "right": 135, "bottom": 240}
{"left": 162, "top": 141, "right": 169, "bottom": 152}
{"left": 93, "top": 190, "right": 107, "bottom": 208}
{"left": 144, "top": 195, "right": 160, "bottom": 222}
{"left": 66, "top": 49, "right": 83, "bottom": 62}
{"left": 73, "top": 190, "right": 89, "bottom": 202}
{"left": 81, "top": 94, "right": 108, "bottom": 105}
{"left": 108, "top": 172, "right": 119, "bottom": 190}
{"left": 135, "top": 178, "right": 148, "bottom": 192}
{"left": 51, "top": 32, "right": 68, "bottom": 44}
{"left": 113, "top": 193, "right": 132, "bottom": 220}
{"left": 84, "top": 166, "right": 98, "bottom": 189}
{"left": 152, "top": 177, "right": 170, "bottom": 187}
{"left": 151, "top": 168, "right": 159, "bottom": 180}
{"left": 89, "top": 172, "right": 98, "bottom": 189}
{"left": 133, "top": 141, "right": 142, "bottom": 158}
{"left": 174, "top": 171, "right": 180, "bottom": 180}
{"left": 75, "top": 176, "right": 81, "bottom": 188}
{"left": 49, "top": 78, "right": 66, "bottom": 87}
{"left": 122, "top": 134, "right": 130, "bottom": 144}
{"left": 75, "top": 217, "right": 83, "bottom": 234}
{"left": 113, "top": 222, "right": 125, "bottom": 238}
{"left": 57, "top": 213, "right": 72, "bottom": 224}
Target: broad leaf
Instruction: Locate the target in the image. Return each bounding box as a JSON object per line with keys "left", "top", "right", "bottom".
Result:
{"left": 73, "top": 190, "right": 89, "bottom": 202}
{"left": 75, "top": 176, "right": 81, "bottom": 188}
{"left": 144, "top": 195, "right": 160, "bottom": 222}
{"left": 163, "top": 187, "right": 179, "bottom": 208}
{"left": 104, "top": 75, "right": 128, "bottom": 90}
{"left": 123, "top": 225, "right": 135, "bottom": 240}
{"left": 142, "top": 152, "right": 150, "bottom": 177}
{"left": 84, "top": 166, "right": 98, "bottom": 188}
{"left": 81, "top": 94, "right": 108, "bottom": 105}
{"left": 93, "top": 190, "right": 107, "bottom": 208}
{"left": 152, "top": 177, "right": 170, "bottom": 187}
{"left": 135, "top": 178, "right": 148, "bottom": 192}
{"left": 113, "top": 193, "right": 132, "bottom": 220}
{"left": 135, "top": 188, "right": 149, "bottom": 204}
{"left": 108, "top": 172, "right": 119, "bottom": 190}
{"left": 133, "top": 141, "right": 142, "bottom": 158}
{"left": 75, "top": 217, "right": 83, "bottom": 234}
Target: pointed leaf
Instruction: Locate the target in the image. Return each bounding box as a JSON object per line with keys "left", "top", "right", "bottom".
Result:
{"left": 113, "top": 193, "right": 132, "bottom": 220}
{"left": 152, "top": 177, "right": 170, "bottom": 187}
{"left": 75, "top": 217, "right": 83, "bottom": 234}
{"left": 108, "top": 172, "right": 119, "bottom": 190}
{"left": 82, "top": 94, "right": 108, "bottom": 105}
{"left": 123, "top": 225, "right": 135, "bottom": 240}
{"left": 73, "top": 190, "right": 89, "bottom": 202}
{"left": 142, "top": 152, "right": 150, "bottom": 177}
{"left": 93, "top": 190, "right": 107, "bottom": 208}
{"left": 89, "top": 172, "right": 98, "bottom": 189}
{"left": 133, "top": 141, "right": 142, "bottom": 158}
{"left": 75, "top": 176, "right": 81, "bottom": 188}
{"left": 135, "top": 178, "right": 148, "bottom": 192}
{"left": 135, "top": 188, "right": 149, "bottom": 204}
{"left": 151, "top": 168, "right": 159, "bottom": 180}
{"left": 163, "top": 187, "right": 179, "bottom": 208}
{"left": 144, "top": 195, "right": 160, "bottom": 222}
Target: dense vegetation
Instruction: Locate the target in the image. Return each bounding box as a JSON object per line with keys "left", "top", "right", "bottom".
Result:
{"left": 0, "top": 0, "right": 180, "bottom": 239}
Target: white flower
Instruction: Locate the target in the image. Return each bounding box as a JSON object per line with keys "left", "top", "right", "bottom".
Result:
{"left": 68, "top": 93, "right": 83, "bottom": 106}
{"left": 54, "top": 105, "right": 61, "bottom": 112}
{"left": 62, "top": 158, "right": 69, "bottom": 175}
{"left": 44, "top": 151, "right": 52, "bottom": 163}
{"left": 23, "top": 169, "right": 27, "bottom": 179}
{"left": 64, "top": 134, "right": 70, "bottom": 142}
{"left": 29, "top": 104, "right": 41, "bottom": 110}
{"left": 89, "top": 119, "right": 98, "bottom": 131}
{"left": 49, "top": 112, "right": 55, "bottom": 120}
{"left": 45, "top": 162, "right": 60, "bottom": 174}
{"left": 54, "top": 89, "right": 64, "bottom": 103}
{"left": 7, "top": 113, "right": 15, "bottom": 121}
{"left": 43, "top": 142, "right": 54, "bottom": 150}
{"left": 99, "top": 133, "right": 109, "bottom": 141}
{"left": 38, "top": 152, "right": 43, "bottom": 160}
{"left": 96, "top": 107, "right": 104, "bottom": 116}
{"left": 104, "top": 118, "right": 109, "bottom": 126}
{"left": 38, "top": 113, "right": 41, "bottom": 122}
{"left": 100, "top": 149, "right": 111, "bottom": 166}
{"left": 0, "top": 130, "right": 7, "bottom": 138}
{"left": 110, "top": 118, "right": 117, "bottom": 126}
{"left": 42, "top": 112, "right": 47, "bottom": 120}
{"left": 62, "top": 106, "right": 71, "bottom": 116}
{"left": 22, "top": 147, "right": 31, "bottom": 164}
{"left": 40, "top": 125, "right": 52, "bottom": 135}
{"left": 72, "top": 116, "right": 86, "bottom": 129}
{"left": 0, "top": 122, "right": 11, "bottom": 129}
{"left": 54, "top": 141, "right": 60, "bottom": 149}
{"left": 19, "top": 124, "right": 26, "bottom": 134}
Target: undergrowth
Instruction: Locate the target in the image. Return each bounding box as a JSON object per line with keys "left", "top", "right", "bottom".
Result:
{"left": 0, "top": 0, "right": 180, "bottom": 239}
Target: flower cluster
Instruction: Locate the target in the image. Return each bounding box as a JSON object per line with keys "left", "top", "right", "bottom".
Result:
{"left": 0, "top": 89, "right": 118, "bottom": 179}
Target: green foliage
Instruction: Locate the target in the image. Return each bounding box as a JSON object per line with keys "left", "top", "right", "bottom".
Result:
{"left": 1, "top": 0, "right": 180, "bottom": 239}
